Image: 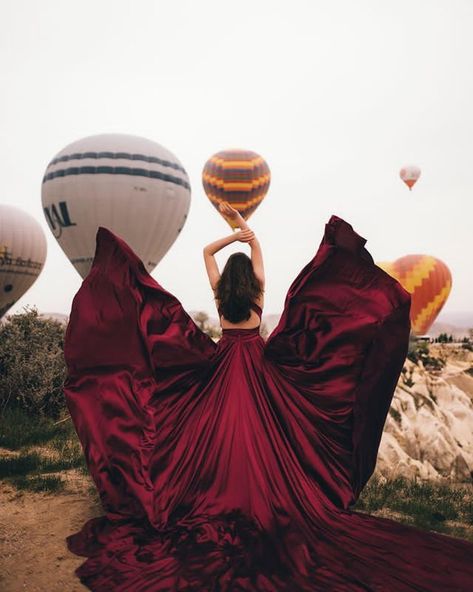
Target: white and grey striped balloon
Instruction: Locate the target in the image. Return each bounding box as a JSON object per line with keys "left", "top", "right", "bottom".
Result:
{"left": 41, "top": 134, "right": 191, "bottom": 279}
{"left": 0, "top": 205, "right": 47, "bottom": 318}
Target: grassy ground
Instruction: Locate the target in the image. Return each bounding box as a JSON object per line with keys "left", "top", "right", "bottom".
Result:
{"left": 352, "top": 474, "right": 473, "bottom": 542}
{"left": 1, "top": 408, "right": 472, "bottom": 542}
{"left": 0, "top": 407, "right": 91, "bottom": 494}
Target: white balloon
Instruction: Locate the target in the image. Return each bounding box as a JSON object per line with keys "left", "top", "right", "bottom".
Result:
{"left": 0, "top": 205, "right": 47, "bottom": 318}
{"left": 399, "top": 165, "right": 421, "bottom": 190}
{"left": 41, "top": 134, "right": 191, "bottom": 279}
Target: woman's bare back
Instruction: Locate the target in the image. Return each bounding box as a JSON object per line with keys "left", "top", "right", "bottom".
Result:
{"left": 215, "top": 294, "right": 264, "bottom": 329}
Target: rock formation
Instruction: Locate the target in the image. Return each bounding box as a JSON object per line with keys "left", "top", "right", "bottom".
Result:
{"left": 377, "top": 344, "right": 473, "bottom": 482}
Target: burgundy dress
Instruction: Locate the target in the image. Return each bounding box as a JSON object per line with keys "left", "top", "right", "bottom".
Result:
{"left": 63, "top": 215, "right": 473, "bottom": 591}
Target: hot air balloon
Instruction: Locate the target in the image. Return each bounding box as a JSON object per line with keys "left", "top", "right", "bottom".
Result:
{"left": 202, "top": 149, "right": 270, "bottom": 229}
{"left": 399, "top": 165, "right": 421, "bottom": 191}
{"left": 41, "top": 134, "right": 191, "bottom": 279}
{"left": 389, "top": 255, "right": 452, "bottom": 335}
{"left": 0, "top": 205, "right": 47, "bottom": 318}
{"left": 376, "top": 261, "right": 398, "bottom": 279}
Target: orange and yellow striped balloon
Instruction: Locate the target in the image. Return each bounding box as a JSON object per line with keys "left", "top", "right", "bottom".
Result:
{"left": 376, "top": 261, "right": 398, "bottom": 279}
{"left": 202, "top": 149, "right": 270, "bottom": 228}
{"left": 377, "top": 255, "right": 452, "bottom": 335}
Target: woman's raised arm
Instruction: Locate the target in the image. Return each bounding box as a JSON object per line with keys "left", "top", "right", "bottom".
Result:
{"left": 249, "top": 236, "right": 265, "bottom": 290}
{"left": 218, "top": 201, "right": 265, "bottom": 290}
{"left": 203, "top": 233, "right": 235, "bottom": 291}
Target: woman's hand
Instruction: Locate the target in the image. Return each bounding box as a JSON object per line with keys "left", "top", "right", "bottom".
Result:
{"left": 235, "top": 229, "right": 255, "bottom": 243}
{"left": 219, "top": 201, "right": 247, "bottom": 228}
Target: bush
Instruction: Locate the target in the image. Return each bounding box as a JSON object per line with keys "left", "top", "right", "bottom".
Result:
{"left": 0, "top": 307, "right": 67, "bottom": 419}
{"left": 407, "top": 339, "right": 444, "bottom": 371}
{"left": 191, "top": 311, "right": 222, "bottom": 339}
{"left": 437, "top": 332, "right": 454, "bottom": 343}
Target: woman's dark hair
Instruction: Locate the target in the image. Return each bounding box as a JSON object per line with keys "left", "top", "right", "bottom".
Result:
{"left": 215, "top": 252, "right": 263, "bottom": 323}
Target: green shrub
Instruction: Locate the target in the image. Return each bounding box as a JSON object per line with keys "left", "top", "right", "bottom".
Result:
{"left": 191, "top": 311, "right": 222, "bottom": 339}
{"left": 407, "top": 339, "right": 444, "bottom": 371}
{"left": 0, "top": 307, "right": 67, "bottom": 419}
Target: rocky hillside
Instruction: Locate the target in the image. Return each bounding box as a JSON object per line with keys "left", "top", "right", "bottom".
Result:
{"left": 377, "top": 344, "right": 473, "bottom": 482}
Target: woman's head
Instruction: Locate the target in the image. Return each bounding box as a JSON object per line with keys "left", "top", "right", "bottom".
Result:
{"left": 215, "top": 252, "right": 263, "bottom": 323}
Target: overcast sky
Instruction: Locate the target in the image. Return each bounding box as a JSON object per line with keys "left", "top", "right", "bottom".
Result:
{"left": 2, "top": 0, "right": 472, "bottom": 318}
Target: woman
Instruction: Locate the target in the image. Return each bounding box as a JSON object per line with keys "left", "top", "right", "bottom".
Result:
{"left": 203, "top": 201, "right": 264, "bottom": 330}
{"left": 63, "top": 208, "right": 473, "bottom": 591}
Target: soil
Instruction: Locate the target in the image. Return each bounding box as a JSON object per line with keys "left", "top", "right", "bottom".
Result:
{"left": 0, "top": 472, "right": 101, "bottom": 592}
{"left": 1, "top": 474, "right": 472, "bottom": 591}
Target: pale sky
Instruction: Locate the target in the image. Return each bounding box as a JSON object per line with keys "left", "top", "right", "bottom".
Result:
{"left": 2, "top": 0, "right": 472, "bottom": 318}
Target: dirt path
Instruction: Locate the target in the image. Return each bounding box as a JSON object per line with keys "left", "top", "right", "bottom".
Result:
{"left": 0, "top": 478, "right": 102, "bottom": 592}
{"left": 1, "top": 475, "right": 472, "bottom": 591}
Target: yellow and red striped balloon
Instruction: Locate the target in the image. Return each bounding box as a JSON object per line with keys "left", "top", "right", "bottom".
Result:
{"left": 202, "top": 149, "right": 270, "bottom": 229}
{"left": 376, "top": 261, "right": 397, "bottom": 279}
{"left": 376, "top": 255, "right": 452, "bottom": 335}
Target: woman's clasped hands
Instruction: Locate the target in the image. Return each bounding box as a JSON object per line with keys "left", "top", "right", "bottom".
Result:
{"left": 218, "top": 201, "right": 255, "bottom": 243}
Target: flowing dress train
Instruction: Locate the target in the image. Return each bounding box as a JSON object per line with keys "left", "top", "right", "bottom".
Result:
{"left": 63, "top": 215, "right": 473, "bottom": 591}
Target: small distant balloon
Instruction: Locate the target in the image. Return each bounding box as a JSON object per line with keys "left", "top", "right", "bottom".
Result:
{"left": 378, "top": 255, "right": 451, "bottom": 335}
{"left": 0, "top": 205, "right": 47, "bottom": 318}
{"left": 202, "top": 149, "right": 270, "bottom": 229}
{"left": 399, "top": 165, "right": 421, "bottom": 191}
{"left": 41, "top": 134, "right": 191, "bottom": 279}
